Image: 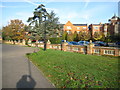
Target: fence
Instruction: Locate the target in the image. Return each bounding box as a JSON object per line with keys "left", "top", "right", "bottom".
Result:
{"left": 4, "top": 40, "right": 120, "bottom": 56}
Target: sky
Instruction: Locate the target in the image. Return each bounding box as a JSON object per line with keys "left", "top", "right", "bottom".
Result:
{"left": 0, "top": 0, "right": 119, "bottom": 29}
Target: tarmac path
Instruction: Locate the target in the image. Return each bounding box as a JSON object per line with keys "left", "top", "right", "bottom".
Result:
{"left": 2, "top": 44, "right": 55, "bottom": 88}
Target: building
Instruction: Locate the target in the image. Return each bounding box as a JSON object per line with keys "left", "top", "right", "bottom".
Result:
{"left": 63, "top": 21, "right": 88, "bottom": 34}
{"left": 63, "top": 21, "right": 105, "bottom": 37}
{"left": 102, "top": 23, "right": 109, "bottom": 37}
{"left": 63, "top": 14, "right": 120, "bottom": 37}
{"left": 89, "top": 23, "right": 103, "bottom": 36}
{"left": 108, "top": 14, "right": 120, "bottom": 35}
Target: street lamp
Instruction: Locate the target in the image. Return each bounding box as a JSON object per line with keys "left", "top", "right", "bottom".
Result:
{"left": 60, "top": 27, "right": 63, "bottom": 51}
{"left": 43, "top": 15, "right": 47, "bottom": 51}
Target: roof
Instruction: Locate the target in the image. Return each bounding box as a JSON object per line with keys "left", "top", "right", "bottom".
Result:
{"left": 112, "top": 14, "right": 118, "bottom": 19}
{"left": 59, "top": 24, "right": 65, "bottom": 27}
{"left": 92, "top": 24, "right": 101, "bottom": 25}
{"left": 60, "top": 24, "right": 87, "bottom": 26}
{"left": 73, "top": 24, "right": 87, "bottom": 26}
{"left": 59, "top": 24, "right": 65, "bottom": 26}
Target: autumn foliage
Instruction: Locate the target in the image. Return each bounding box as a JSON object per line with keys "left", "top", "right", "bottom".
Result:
{"left": 2, "top": 19, "right": 26, "bottom": 40}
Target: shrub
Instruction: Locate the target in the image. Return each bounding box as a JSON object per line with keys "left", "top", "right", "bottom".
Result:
{"left": 49, "top": 37, "right": 61, "bottom": 44}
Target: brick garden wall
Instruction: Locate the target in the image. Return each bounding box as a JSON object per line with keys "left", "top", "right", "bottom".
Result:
{"left": 4, "top": 40, "right": 120, "bottom": 56}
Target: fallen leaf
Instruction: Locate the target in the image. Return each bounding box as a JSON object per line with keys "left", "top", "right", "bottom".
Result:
{"left": 48, "top": 75, "right": 52, "bottom": 77}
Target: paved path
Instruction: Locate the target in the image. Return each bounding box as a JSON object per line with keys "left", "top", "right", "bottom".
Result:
{"left": 2, "top": 44, "right": 55, "bottom": 88}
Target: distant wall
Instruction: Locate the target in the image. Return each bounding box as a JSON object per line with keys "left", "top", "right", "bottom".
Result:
{"left": 4, "top": 40, "right": 120, "bottom": 57}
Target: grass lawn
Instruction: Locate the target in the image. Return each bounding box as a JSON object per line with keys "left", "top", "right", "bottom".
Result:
{"left": 27, "top": 48, "right": 119, "bottom": 88}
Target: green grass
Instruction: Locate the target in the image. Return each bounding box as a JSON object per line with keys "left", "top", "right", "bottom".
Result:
{"left": 27, "top": 49, "right": 119, "bottom": 88}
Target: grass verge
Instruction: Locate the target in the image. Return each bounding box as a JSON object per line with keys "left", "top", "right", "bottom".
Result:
{"left": 26, "top": 48, "right": 119, "bottom": 88}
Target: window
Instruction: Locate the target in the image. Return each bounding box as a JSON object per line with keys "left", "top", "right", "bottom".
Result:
{"left": 104, "top": 32, "right": 107, "bottom": 36}
{"left": 50, "top": 45, "right": 52, "bottom": 48}
{"left": 81, "top": 48, "right": 85, "bottom": 52}
{"left": 67, "top": 47, "right": 71, "bottom": 50}
{"left": 104, "top": 26, "right": 107, "bottom": 31}
{"left": 67, "top": 31, "right": 71, "bottom": 34}
{"left": 67, "top": 31, "right": 69, "bottom": 33}
{"left": 73, "top": 47, "right": 79, "bottom": 51}
{"left": 94, "top": 26, "right": 99, "bottom": 30}
{"left": 77, "top": 27, "right": 80, "bottom": 30}
{"left": 104, "top": 28, "right": 107, "bottom": 31}
{"left": 54, "top": 46, "right": 57, "bottom": 49}
{"left": 77, "top": 31, "right": 80, "bottom": 34}
{"left": 67, "top": 26, "right": 72, "bottom": 29}
{"left": 59, "top": 46, "right": 61, "bottom": 49}
{"left": 83, "top": 27, "right": 87, "bottom": 29}
{"left": 94, "top": 49, "right": 100, "bottom": 54}
{"left": 41, "top": 45, "right": 44, "bottom": 47}
{"left": 104, "top": 50, "right": 115, "bottom": 55}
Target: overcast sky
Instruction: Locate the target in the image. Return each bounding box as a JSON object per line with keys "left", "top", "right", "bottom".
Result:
{"left": 0, "top": 0, "right": 119, "bottom": 29}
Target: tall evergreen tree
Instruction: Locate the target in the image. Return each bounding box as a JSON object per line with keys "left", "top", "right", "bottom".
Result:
{"left": 27, "top": 4, "right": 61, "bottom": 50}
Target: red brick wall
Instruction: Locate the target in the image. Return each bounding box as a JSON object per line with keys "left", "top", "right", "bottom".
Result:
{"left": 28, "top": 42, "right": 120, "bottom": 57}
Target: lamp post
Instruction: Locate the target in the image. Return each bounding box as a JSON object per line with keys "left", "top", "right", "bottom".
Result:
{"left": 43, "top": 16, "right": 47, "bottom": 51}
{"left": 60, "top": 34, "right": 62, "bottom": 51}
{"left": 60, "top": 28, "right": 63, "bottom": 51}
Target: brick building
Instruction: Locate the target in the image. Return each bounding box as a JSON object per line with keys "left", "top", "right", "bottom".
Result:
{"left": 63, "top": 21, "right": 88, "bottom": 34}
{"left": 108, "top": 14, "right": 120, "bottom": 35}
{"left": 63, "top": 14, "right": 120, "bottom": 37}
{"left": 89, "top": 23, "right": 103, "bottom": 36}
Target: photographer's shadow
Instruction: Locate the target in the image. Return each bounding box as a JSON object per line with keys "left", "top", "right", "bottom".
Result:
{"left": 16, "top": 75, "right": 36, "bottom": 89}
